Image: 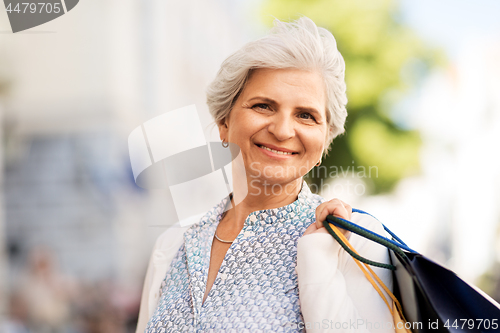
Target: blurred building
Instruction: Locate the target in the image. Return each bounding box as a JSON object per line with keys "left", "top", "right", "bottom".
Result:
{"left": 0, "top": 0, "right": 260, "bottom": 330}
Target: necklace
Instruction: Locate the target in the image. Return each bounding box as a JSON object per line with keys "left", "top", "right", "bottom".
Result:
{"left": 215, "top": 193, "right": 235, "bottom": 244}
{"left": 214, "top": 230, "right": 233, "bottom": 243}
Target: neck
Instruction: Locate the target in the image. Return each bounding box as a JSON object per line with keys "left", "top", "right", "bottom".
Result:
{"left": 221, "top": 153, "right": 304, "bottom": 231}
{"left": 223, "top": 176, "right": 303, "bottom": 231}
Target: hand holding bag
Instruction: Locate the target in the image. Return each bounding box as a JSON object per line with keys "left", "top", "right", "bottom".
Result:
{"left": 323, "top": 209, "right": 500, "bottom": 333}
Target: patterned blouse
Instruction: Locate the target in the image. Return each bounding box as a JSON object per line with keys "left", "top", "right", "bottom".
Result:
{"left": 144, "top": 181, "right": 325, "bottom": 332}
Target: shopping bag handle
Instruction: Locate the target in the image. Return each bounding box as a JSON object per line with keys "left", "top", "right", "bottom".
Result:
{"left": 351, "top": 208, "right": 410, "bottom": 248}
{"left": 323, "top": 221, "right": 397, "bottom": 270}
{"left": 326, "top": 208, "right": 417, "bottom": 253}
{"left": 322, "top": 208, "right": 417, "bottom": 270}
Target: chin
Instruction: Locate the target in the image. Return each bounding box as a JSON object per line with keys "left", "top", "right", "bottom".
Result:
{"left": 250, "top": 173, "right": 301, "bottom": 186}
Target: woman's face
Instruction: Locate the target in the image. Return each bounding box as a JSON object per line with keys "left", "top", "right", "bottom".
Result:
{"left": 218, "top": 68, "right": 328, "bottom": 186}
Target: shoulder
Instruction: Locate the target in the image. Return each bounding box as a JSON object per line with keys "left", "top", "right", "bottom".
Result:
{"left": 299, "top": 191, "right": 327, "bottom": 215}
{"left": 345, "top": 210, "right": 390, "bottom": 262}
{"left": 301, "top": 192, "right": 384, "bottom": 233}
{"left": 153, "top": 213, "right": 207, "bottom": 251}
{"left": 350, "top": 209, "right": 386, "bottom": 235}
{"left": 153, "top": 222, "right": 189, "bottom": 251}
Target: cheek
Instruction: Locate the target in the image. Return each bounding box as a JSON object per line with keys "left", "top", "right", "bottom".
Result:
{"left": 230, "top": 113, "right": 267, "bottom": 142}
{"left": 302, "top": 128, "right": 327, "bottom": 154}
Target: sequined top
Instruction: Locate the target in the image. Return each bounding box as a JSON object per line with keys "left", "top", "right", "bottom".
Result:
{"left": 145, "top": 181, "right": 325, "bottom": 332}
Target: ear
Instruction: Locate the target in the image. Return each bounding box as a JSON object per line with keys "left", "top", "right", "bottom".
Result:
{"left": 217, "top": 118, "right": 229, "bottom": 141}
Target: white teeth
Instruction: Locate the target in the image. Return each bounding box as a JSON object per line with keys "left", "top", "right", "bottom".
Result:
{"left": 259, "top": 145, "right": 294, "bottom": 155}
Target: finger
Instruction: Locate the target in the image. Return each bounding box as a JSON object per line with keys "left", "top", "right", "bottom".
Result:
{"left": 332, "top": 199, "right": 351, "bottom": 219}
{"left": 315, "top": 201, "right": 340, "bottom": 228}
{"left": 315, "top": 202, "right": 328, "bottom": 229}
{"left": 316, "top": 199, "right": 349, "bottom": 227}
{"left": 315, "top": 201, "right": 334, "bottom": 228}
{"left": 332, "top": 200, "right": 352, "bottom": 237}
{"left": 338, "top": 200, "right": 352, "bottom": 219}
{"left": 319, "top": 202, "right": 349, "bottom": 223}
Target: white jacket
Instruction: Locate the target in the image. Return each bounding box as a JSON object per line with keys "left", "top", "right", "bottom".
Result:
{"left": 136, "top": 211, "right": 395, "bottom": 333}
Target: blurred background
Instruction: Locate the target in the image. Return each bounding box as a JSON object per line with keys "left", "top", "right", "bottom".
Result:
{"left": 0, "top": 0, "right": 499, "bottom": 331}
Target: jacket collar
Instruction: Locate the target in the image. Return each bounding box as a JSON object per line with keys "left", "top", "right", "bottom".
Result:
{"left": 188, "top": 180, "right": 314, "bottom": 228}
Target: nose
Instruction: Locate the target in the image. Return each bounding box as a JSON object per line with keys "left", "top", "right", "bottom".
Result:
{"left": 267, "top": 112, "right": 295, "bottom": 141}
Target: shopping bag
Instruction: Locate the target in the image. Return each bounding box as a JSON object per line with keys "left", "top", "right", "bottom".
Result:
{"left": 325, "top": 221, "right": 412, "bottom": 333}
{"left": 324, "top": 209, "right": 500, "bottom": 333}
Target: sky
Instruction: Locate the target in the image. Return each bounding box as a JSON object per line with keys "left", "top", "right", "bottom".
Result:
{"left": 399, "top": 0, "right": 500, "bottom": 59}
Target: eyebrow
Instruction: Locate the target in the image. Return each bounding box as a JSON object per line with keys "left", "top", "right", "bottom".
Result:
{"left": 246, "top": 96, "right": 324, "bottom": 119}
{"left": 247, "top": 96, "right": 276, "bottom": 105}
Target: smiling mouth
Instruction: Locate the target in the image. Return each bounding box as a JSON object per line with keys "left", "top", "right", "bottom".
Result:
{"left": 256, "top": 144, "right": 298, "bottom": 155}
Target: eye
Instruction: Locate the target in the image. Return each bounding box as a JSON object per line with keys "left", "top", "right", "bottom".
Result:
{"left": 298, "top": 112, "right": 316, "bottom": 121}
{"left": 252, "top": 103, "right": 270, "bottom": 111}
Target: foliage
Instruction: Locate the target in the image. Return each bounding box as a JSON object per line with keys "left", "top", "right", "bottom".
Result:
{"left": 261, "top": 0, "right": 445, "bottom": 193}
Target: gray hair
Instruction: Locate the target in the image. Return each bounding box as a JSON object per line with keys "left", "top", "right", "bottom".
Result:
{"left": 206, "top": 17, "right": 348, "bottom": 155}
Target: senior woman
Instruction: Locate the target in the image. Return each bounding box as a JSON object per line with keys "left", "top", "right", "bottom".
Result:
{"left": 136, "top": 17, "right": 394, "bottom": 333}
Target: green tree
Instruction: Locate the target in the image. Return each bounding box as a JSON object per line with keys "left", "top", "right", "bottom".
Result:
{"left": 261, "top": 0, "right": 444, "bottom": 193}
